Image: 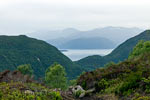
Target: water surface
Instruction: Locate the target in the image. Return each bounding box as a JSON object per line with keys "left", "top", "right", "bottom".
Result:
{"left": 61, "top": 49, "right": 113, "bottom": 61}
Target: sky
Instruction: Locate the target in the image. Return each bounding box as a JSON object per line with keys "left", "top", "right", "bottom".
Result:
{"left": 0, "top": 0, "right": 150, "bottom": 35}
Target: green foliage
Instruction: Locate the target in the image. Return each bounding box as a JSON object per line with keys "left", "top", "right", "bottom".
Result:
{"left": 104, "top": 61, "right": 116, "bottom": 68}
{"left": 69, "top": 79, "right": 77, "bottom": 86}
{"left": 0, "top": 82, "right": 63, "bottom": 100}
{"left": 0, "top": 35, "right": 83, "bottom": 79}
{"left": 129, "top": 41, "right": 150, "bottom": 59}
{"left": 116, "top": 72, "right": 142, "bottom": 95}
{"left": 81, "top": 81, "right": 87, "bottom": 90}
{"left": 104, "top": 79, "right": 122, "bottom": 94}
{"left": 77, "top": 40, "right": 150, "bottom": 99}
{"left": 45, "top": 63, "right": 67, "bottom": 90}
{"left": 96, "top": 79, "right": 109, "bottom": 92}
{"left": 136, "top": 96, "right": 150, "bottom": 100}
{"left": 48, "top": 91, "right": 63, "bottom": 100}
{"left": 17, "top": 64, "right": 33, "bottom": 76}
{"left": 0, "top": 90, "right": 2, "bottom": 99}
{"left": 74, "top": 90, "right": 83, "bottom": 98}
{"left": 142, "top": 77, "right": 150, "bottom": 93}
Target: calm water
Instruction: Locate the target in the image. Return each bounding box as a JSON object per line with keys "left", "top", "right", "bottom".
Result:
{"left": 61, "top": 49, "right": 113, "bottom": 61}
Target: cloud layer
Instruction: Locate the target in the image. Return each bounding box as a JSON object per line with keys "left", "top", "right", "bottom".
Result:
{"left": 0, "top": 0, "right": 150, "bottom": 34}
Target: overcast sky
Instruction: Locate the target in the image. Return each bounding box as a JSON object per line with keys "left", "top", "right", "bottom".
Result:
{"left": 0, "top": 0, "right": 150, "bottom": 35}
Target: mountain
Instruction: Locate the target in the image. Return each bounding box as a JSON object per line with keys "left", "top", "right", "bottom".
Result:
{"left": 27, "top": 28, "right": 79, "bottom": 41}
{"left": 75, "top": 30, "right": 150, "bottom": 70}
{"left": 46, "top": 27, "right": 143, "bottom": 49}
{"left": 58, "top": 37, "right": 116, "bottom": 49}
{"left": 0, "top": 35, "right": 82, "bottom": 79}
{"left": 77, "top": 26, "right": 143, "bottom": 45}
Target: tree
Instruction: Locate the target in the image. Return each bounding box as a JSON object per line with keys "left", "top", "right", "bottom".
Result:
{"left": 45, "top": 63, "right": 67, "bottom": 90}
{"left": 17, "top": 64, "right": 33, "bottom": 76}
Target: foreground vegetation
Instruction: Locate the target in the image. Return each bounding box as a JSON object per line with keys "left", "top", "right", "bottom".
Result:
{"left": 1, "top": 37, "right": 150, "bottom": 100}
{"left": 0, "top": 35, "right": 82, "bottom": 79}
{"left": 0, "top": 82, "right": 62, "bottom": 100}
{"left": 77, "top": 40, "right": 150, "bottom": 99}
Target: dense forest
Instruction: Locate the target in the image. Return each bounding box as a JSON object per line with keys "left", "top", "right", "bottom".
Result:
{"left": 0, "top": 35, "right": 83, "bottom": 79}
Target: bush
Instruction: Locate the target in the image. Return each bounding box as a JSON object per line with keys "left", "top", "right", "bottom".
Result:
{"left": 17, "top": 64, "right": 33, "bottom": 76}
{"left": 129, "top": 41, "right": 150, "bottom": 59}
{"left": 136, "top": 96, "right": 150, "bottom": 100}
{"left": 96, "top": 79, "right": 109, "bottom": 92}
{"left": 69, "top": 79, "right": 77, "bottom": 86}
{"left": 142, "top": 77, "right": 150, "bottom": 93}
{"left": 104, "top": 61, "right": 116, "bottom": 68}
{"left": 0, "top": 82, "right": 63, "bottom": 100}
{"left": 0, "top": 90, "right": 2, "bottom": 99}
{"left": 74, "top": 90, "right": 83, "bottom": 98}
{"left": 81, "top": 81, "right": 87, "bottom": 90}
{"left": 116, "top": 72, "right": 142, "bottom": 95}
{"left": 49, "top": 91, "right": 63, "bottom": 100}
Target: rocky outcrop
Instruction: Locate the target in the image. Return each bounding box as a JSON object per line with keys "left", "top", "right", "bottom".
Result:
{"left": 72, "top": 85, "right": 86, "bottom": 98}
{"left": 0, "top": 70, "right": 34, "bottom": 83}
{"left": 61, "top": 85, "right": 97, "bottom": 100}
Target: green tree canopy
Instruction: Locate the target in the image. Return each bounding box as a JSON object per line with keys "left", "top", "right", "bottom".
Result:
{"left": 17, "top": 64, "right": 33, "bottom": 76}
{"left": 129, "top": 40, "right": 150, "bottom": 59}
{"left": 45, "top": 63, "right": 67, "bottom": 90}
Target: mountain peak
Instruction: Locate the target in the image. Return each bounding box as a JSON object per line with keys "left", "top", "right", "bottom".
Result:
{"left": 62, "top": 28, "right": 79, "bottom": 33}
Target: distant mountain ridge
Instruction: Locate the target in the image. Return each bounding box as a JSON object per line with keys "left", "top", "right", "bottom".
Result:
{"left": 27, "top": 28, "right": 79, "bottom": 40}
{"left": 75, "top": 30, "right": 150, "bottom": 70}
{"left": 45, "top": 27, "right": 143, "bottom": 49}
{"left": 58, "top": 37, "right": 116, "bottom": 49}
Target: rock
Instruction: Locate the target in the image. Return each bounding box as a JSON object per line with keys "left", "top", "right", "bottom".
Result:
{"left": 0, "top": 70, "right": 34, "bottom": 83}
{"left": 24, "top": 90, "right": 34, "bottom": 95}
{"left": 72, "top": 85, "right": 85, "bottom": 98}
{"left": 86, "top": 88, "right": 95, "bottom": 94}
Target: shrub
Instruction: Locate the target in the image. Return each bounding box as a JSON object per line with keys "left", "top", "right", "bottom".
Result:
{"left": 116, "top": 72, "right": 142, "bottom": 95}
{"left": 96, "top": 79, "right": 109, "bottom": 92}
{"left": 74, "top": 90, "right": 83, "bottom": 98}
{"left": 17, "top": 64, "right": 33, "bottom": 76}
{"left": 142, "top": 77, "right": 150, "bottom": 93}
{"left": 49, "top": 91, "right": 63, "bottom": 100}
{"left": 0, "top": 82, "right": 63, "bottom": 100}
{"left": 129, "top": 41, "right": 150, "bottom": 59}
{"left": 0, "top": 90, "right": 2, "bottom": 99}
{"left": 81, "top": 81, "right": 87, "bottom": 90}
{"left": 104, "top": 61, "right": 116, "bottom": 68}
{"left": 136, "top": 96, "right": 150, "bottom": 100}
{"left": 69, "top": 79, "right": 77, "bottom": 86}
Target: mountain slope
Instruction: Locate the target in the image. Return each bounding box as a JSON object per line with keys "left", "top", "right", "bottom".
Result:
{"left": 0, "top": 35, "right": 82, "bottom": 79}
{"left": 80, "top": 26, "right": 143, "bottom": 44}
{"left": 76, "top": 30, "right": 150, "bottom": 69}
{"left": 58, "top": 37, "right": 116, "bottom": 49}
{"left": 77, "top": 42, "right": 150, "bottom": 100}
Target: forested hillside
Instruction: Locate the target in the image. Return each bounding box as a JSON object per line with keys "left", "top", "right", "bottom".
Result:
{"left": 0, "top": 35, "right": 82, "bottom": 79}
{"left": 76, "top": 30, "right": 150, "bottom": 70}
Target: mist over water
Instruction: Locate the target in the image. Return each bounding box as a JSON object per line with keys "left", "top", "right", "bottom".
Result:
{"left": 61, "top": 49, "right": 113, "bottom": 61}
